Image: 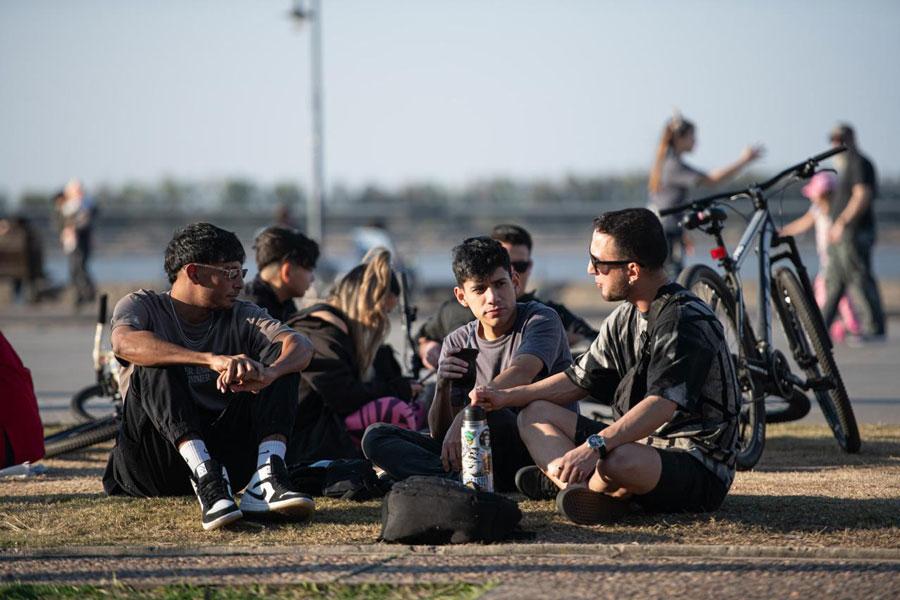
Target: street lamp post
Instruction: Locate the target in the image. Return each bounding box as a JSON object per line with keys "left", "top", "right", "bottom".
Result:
{"left": 290, "top": 0, "right": 325, "bottom": 245}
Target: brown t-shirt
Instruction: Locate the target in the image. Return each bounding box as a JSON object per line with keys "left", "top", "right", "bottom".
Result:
{"left": 111, "top": 289, "right": 292, "bottom": 411}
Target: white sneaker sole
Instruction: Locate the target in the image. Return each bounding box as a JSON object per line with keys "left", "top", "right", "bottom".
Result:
{"left": 241, "top": 495, "right": 316, "bottom": 521}
{"left": 202, "top": 507, "right": 243, "bottom": 531}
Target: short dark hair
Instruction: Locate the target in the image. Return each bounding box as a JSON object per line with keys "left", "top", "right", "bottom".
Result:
{"left": 164, "top": 222, "right": 245, "bottom": 283}
{"left": 592, "top": 208, "right": 668, "bottom": 270}
{"left": 490, "top": 224, "right": 532, "bottom": 252}
{"left": 253, "top": 226, "right": 319, "bottom": 270}
{"left": 451, "top": 236, "right": 511, "bottom": 286}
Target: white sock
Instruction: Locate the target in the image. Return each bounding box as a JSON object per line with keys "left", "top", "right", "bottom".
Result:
{"left": 178, "top": 439, "right": 211, "bottom": 475}
{"left": 257, "top": 440, "right": 286, "bottom": 469}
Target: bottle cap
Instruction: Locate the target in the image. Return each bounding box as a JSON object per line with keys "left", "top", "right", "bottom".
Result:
{"left": 463, "top": 404, "right": 486, "bottom": 422}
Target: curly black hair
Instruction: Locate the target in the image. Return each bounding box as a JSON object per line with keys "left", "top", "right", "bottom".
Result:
{"left": 451, "top": 236, "right": 511, "bottom": 286}
{"left": 592, "top": 208, "right": 667, "bottom": 270}
{"left": 164, "top": 222, "right": 245, "bottom": 283}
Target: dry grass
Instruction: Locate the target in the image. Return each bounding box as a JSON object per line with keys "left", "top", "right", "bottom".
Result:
{"left": 1, "top": 424, "right": 897, "bottom": 549}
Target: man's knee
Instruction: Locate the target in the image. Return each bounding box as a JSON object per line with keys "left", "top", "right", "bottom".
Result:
{"left": 360, "top": 423, "right": 396, "bottom": 460}
{"left": 517, "top": 400, "right": 560, "bottom": 430}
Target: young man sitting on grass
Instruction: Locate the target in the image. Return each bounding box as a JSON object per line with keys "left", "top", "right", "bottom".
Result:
{"left": 472, "top": 209, "right": 740, "bottom": 524}
{"left": 246, "top": 226, "right": 319, "bottom": 322}
{"left": 103, "top": 222, "right": 316, "bottom": 531}
{"left": 361, "top": 236, "right": 574, "bottom": 491}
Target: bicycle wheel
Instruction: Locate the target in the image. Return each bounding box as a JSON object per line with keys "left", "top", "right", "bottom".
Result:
{"left": 772, "top": 268, "right": 861, "bottom": 452}
{"left": 43, "top": 417, "right": 120, "bottom": 458}
{"left": 70, "top": 384, "right": 116, "bottom": 422}
{"left": 677, "top": 265, "right": 765, "bottom": 470}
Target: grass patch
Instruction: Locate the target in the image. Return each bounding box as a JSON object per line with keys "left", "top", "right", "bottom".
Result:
{"left": 1, "top": 423, "right": 897, "bottom": 549}
{"left": 0, "top": 582, "right": 491, "bottom": 600}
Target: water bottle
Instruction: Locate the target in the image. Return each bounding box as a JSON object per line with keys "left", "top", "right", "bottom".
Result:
{"left": 461, "top": 404, "right": 494, "bottom": 492}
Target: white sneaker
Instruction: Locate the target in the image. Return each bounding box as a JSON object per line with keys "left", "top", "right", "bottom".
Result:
{"left": 190, "top": 459, "right": 243, "bottom": 531}
{"left": 240, "top": 455, "right": 315, "bottom": 520}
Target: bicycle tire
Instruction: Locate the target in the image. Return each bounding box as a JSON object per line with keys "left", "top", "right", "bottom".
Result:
{"left": 43, "top": 418, "right": 120, "bottom": 458}
{"left": 69, "top": 384, "right": 108, "bottom": 423}
{"left": 772, "top": 268, "right": 861, "bottom": 452}
{"left": 677, "top": 264, "right": 766, "bottom": 470}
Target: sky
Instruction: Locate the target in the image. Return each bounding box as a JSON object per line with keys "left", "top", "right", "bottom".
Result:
{"left": 2, "top": 0, "right": 899, "bottom": 200}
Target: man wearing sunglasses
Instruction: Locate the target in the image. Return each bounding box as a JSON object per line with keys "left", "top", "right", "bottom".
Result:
{"left": 103, "top": 222, "right": 317, "bottom": 531}
{"left": 472, "top": 209, "right": 740, "bottom": 524}
{"left": 417, "top": 224, "right": 598, "bottom": 371}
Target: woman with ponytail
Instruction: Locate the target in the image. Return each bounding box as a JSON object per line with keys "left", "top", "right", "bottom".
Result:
{"left": 285, "top": 248, "right": 424, "bottom": 462}
{"left": 648, "top": 112, "right": 764, "bottom": 276}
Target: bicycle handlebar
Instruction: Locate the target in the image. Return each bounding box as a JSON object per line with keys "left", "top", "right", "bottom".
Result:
{"left": 659, "top": 146, "right": 846, "bottom": 217}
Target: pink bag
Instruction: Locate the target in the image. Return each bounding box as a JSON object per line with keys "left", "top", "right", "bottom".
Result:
{"left": 344, "top": 396, "right": 423, "bottom": 445}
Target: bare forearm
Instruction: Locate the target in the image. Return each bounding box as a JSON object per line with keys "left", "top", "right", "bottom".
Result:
{"left": 266, "top": 332, "right": 313, "bottom": 378}
{"left": 602, "top": 395, "right": 676, "bottom": 450}
{"left": 428, "top": 383, "right": 454, "bottom": 440}
{"left": 837, "top": 187, "right": 872, "bottom": 227}
{"left": 113, "top": 330, "right": 212, "bottom": 368}
{"left": 505, "top": 371, "right": 587, "bottom": 408}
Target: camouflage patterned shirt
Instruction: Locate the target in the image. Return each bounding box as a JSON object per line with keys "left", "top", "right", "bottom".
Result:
{"left": 566, "top": 283, "right": 740, "bottom": 488}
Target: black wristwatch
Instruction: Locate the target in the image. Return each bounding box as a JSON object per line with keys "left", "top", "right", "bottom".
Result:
{"left": 586, "top": 434, "right": 608, "bottom": 459}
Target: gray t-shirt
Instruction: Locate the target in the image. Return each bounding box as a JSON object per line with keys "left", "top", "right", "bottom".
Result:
{"left": 111, "top": 289, "right": 292, "bottom": 411}
{"left": 441, "top": 301, "right": 575, "bottom": 409}
{"left": 649, "top": 153, "right": 707, "bottom": 233}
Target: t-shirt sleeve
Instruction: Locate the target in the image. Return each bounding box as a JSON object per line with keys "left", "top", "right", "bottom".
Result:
{"left": 110, "top": 292, "right": 151, "bottom": 332}
{"left": 564, "top": 316, "right": 621, "bottom": 402}
{"left": 644, "top": 310, "right": 718, "bottom": 413}
{"left": 514, "top": 306, "right": 568, "bottom": 375}
{"left": 665, "top": 159, "right": 706, "bottom": 188}
{"left": 238, "top": 303, "right": 295, "bottom": 359}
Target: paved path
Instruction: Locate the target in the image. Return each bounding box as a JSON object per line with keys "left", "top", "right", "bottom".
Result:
{"left": 2, "top": 544, "right": 899, "bottom": 598}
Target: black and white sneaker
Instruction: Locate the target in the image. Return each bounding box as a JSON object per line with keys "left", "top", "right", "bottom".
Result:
{"left": 190, "top": 459, "right": 243, "bottom": 531}
{"left": 515, "top": 466, "right": 558, "bottom": 500}
{"left": 240, "top": 455, "right": 315, "bottom": 521}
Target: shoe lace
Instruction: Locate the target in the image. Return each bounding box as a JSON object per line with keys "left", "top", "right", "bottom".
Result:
{"left": 198, "top": 469, "right": 230, "bottom": 505}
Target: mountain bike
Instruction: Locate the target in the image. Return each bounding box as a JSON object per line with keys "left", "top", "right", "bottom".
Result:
{"left": 43, "top": 295, "right": 123, "bottom": 458}
{"left": 660, "top": 147, "right": 861, "bottom": 470}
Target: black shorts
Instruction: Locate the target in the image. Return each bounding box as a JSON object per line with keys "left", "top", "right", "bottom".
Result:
{"left": 573, "top": 414, "right": 728, "bottom": 513}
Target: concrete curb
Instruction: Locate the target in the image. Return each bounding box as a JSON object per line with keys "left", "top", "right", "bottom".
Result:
{"left": 3, "top": 543, "right": 899, "bottom": 562}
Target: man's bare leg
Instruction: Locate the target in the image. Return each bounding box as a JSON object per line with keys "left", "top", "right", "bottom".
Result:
{"left": 517, "top": 400, "right": 583, "bottom": 489}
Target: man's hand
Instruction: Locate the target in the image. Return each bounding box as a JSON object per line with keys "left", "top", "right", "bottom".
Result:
{"left": 437, "top": 353, "right": 468, "bottom": 383}
{"left": 210, "top": 354, "right": 266, "bottom": 394}
{"left": 549, "top": 442, "right": 599, "bottom": 485}
{"left": 440, "top": 412, "right": 464, "bottom": 472}
{"left": 419, "top": 339, "right": 442, "bottom": 371}
{"left": 829, "top": 220, "right": 846, "bottom": 244}
{"left": 470, "top": 385, "right": 511, "bottom": 411}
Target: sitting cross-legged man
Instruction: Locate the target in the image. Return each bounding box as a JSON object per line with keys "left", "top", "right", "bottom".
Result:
{"left": 472, "top": 209, "right": 740, "bottom": 524}
{"left": 102, "top": 222, "right": 316, "bottom": 531}
{"left": 361, "top": 236, "right": 574, "bottom": 491}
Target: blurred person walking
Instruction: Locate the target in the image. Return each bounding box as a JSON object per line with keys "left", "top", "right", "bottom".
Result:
{"left": 648, "top": 112, "right": 763, "bottom": 277}
{"left": 821, "top": 124, "right": 885, "bottom": 343}
{"left": 55, "top": 179, "right": 96, "bottom": 305}
{"left": 780, "top": 172, "right": 860, "bottom": 343}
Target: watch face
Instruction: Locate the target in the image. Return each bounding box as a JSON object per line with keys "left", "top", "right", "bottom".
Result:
{"left": 588, "top": 435, "right": 602, "bottom": 449}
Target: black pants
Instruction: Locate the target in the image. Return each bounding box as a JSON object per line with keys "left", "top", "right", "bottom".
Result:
{"left": 360, "top": 408, "right": 533, "bottom": 492}
{"left": 67, "top": 230, "right": 95, "bottom": 304}
{"left": 103, "top": 363, "right": 299, "bottom": 498}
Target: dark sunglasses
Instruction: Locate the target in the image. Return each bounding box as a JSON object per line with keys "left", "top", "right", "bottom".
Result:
{"left": 510, "top": 260, "right": 532, "bottom": 274}
{"left": 195, "top": 264, "right": 248, "bottom": 281}
{"left": 588, "top": 253, "right": 640, "bottom": 273}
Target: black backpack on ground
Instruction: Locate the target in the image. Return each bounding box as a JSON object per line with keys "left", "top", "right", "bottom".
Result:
{"left": 380, "top": 476, "right": 524, "bottom": 544}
